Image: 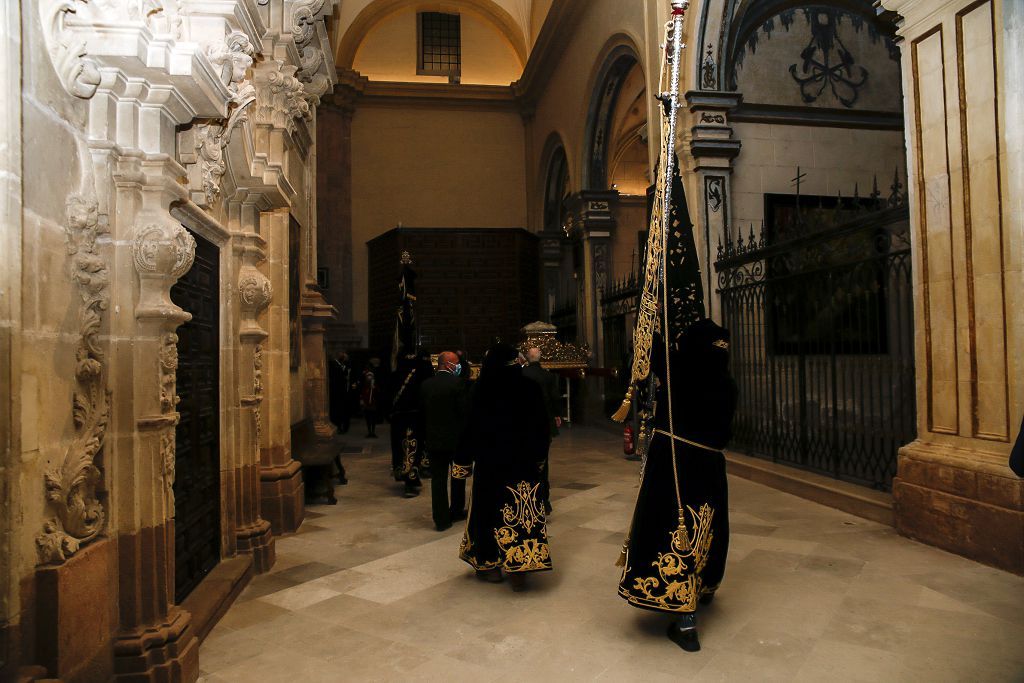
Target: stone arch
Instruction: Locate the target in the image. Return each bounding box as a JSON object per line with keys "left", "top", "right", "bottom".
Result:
{"left": 720, "top": 0, "right": 887, "bottom": 91}
{"left": 539, "top": 133, "right": 571, "bottom": 234}
{"left": 335, "top": 0, "right": 529, "bottom": 71}
{"left": 581, "top": 34, "right": 646, "bottom": 191}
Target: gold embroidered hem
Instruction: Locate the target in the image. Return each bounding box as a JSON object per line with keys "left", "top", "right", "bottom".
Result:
{"left": 459, "top": 479, "right": 553, "bottom": 574}
{"left": 451, "top": 463, "right": 471, "bottom": 479}
{"left": 458, "top": 533, "right": 502, "bottom": 571}
{"left": 618, "top": 503, "right": 714, "bottom": 613}
{"left": 495, "top": 481, "right": 552, "bottom": 573}
{"left": 398, "top": 427, "right": 419, "bottom": 478}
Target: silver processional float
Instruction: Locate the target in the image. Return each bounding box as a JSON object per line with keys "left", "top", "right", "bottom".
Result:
{"left": 612, "top": 0, "right": 693, "bottom": 566}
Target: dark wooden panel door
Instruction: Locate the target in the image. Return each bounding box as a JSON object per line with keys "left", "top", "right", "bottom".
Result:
{"left": 171, "top": 230, "right": 221, "bottom": 603}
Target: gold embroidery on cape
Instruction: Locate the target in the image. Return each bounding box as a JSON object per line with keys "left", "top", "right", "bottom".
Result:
{"left": 399, "top": 427, "right": 418, "bottom": 478}
{"left": 494, "top": 481, "right": 551, "bottom": 572}
{"left": 451, "top": 463, "right": 471, "bottom": 479}
{"left": 627, "top": 503, "right": 714, "bottom": 611}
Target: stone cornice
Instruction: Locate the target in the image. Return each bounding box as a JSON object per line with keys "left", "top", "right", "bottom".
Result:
{"left": 355, "top": 80, "right": 519, "bottom": 112}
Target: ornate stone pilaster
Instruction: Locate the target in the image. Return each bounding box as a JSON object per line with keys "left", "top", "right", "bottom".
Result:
{"left": 566, "top": 190, "right": 617, "bottom": 367}
{"left": 684, "top": 90, "right": 742, "bottom": 321}
{"left": 259, "top": 211, "right": 304, "bottom": 535}
{"left": 880, "top": 0, "right": 1023, "bottom": 574}
{"left": 234, "top": 225, "right": 275, "bottom": 571}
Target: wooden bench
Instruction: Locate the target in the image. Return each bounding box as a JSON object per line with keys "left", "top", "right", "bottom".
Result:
{"left": 291, "top": 420, "right": 346, "bottom": 505}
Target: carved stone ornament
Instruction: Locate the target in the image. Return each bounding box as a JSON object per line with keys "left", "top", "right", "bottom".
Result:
{"left": 161, "top": 428, "right": 176, "bottom": 512}
{"left": 38, "top": 0, "right": 186, "bottom": 100}
{"left": 36, "top": 195, "right": 111, "bottom": 565}
{"left": 256, "top": 64, "right": 315, "bottom": 135}
{"left": 159, "top": 332, "right": 180, "bottom": 412}
{"left": 238, "top": 267, "right": 273, "bottom": 312}
{"left": 132, "top": 221, "right": 196, "bottom": 321}
{"left": 291, "top": 0, "right": 328, "bottom": 51}
{"left": 253, "top": 343, "right": 264, "bottom": 446}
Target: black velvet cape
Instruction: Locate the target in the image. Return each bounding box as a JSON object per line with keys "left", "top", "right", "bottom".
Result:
{"left": 618, "top": 320, "right": 737, "bottom": 613}
{"left": 454, "top": 348, "right": 553, "bottom": 573}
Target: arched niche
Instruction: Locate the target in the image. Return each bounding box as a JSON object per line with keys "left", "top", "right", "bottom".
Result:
{"left": 582, "top": 37, "right": 647, "bottom": 191}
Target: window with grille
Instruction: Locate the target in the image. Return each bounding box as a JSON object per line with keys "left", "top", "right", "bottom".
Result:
{"left": 418, "top": 12, "right": 461, "bottom": 77}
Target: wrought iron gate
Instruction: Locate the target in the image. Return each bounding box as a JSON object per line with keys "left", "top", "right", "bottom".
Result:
{"left": 171, "top": 230, "right": 221, "bottom": 603}
{"left": 715, "top": 182, "right": 915, "bottom": 490}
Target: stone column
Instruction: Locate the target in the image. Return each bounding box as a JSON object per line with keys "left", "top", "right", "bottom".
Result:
{"left": 683, "top": 91, "right": 742, "bottom": 322}
{"left": 318, "top": 69, "right": 366, "bottom": 353}
{"left": 883, "top": 0, "right": 1023, "bottom": 573}
{"left": 231, "top": 197, "right": 275, "bottom": 572}
{"left": 259, "top": 210, "right": 305, "bottom": 535}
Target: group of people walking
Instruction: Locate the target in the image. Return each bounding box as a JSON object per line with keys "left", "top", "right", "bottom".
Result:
{"left": 327, "top": 321, "right": 738, "bottom": 650}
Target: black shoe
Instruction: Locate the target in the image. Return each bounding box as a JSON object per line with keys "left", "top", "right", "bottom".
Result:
{"left": 507, "top": 573, "right": 526, "bottom": 592}
{"left": 475, "top": 569, "right": 503, "bottom": 583}
{"left": 337, "top": 476, "right": 349, "bottom": 485}
{"left": 699, "top": 592, "right": 715, "bottom": 607}
{"left": 366, "top": 433, "right": 378, "bottom": 439}
{"left": 666, "top": 615, "right": 700, "bottom": 652}
{"left": 435, "top": 521, "right": 452, "bottom": 532}
{"left": 403, "top": 483, "right": 419, "bottom": 498}
{"left": 450, "top": 509, "right": 468, "bottom": 522}
{"left": 543, "top": 500, "right": 553, "bottom": 516}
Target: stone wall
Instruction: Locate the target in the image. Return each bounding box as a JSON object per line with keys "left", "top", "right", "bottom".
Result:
{"left": 2, "top": 1, "right": 340, "bottom": 679}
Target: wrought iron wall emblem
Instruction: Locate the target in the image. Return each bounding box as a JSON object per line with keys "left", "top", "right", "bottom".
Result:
{"left": 788, "top": 9, "right": 869, "bottom": 108}
{"left": 706, "top": 177, "right": 724, "bottom": 213}
{"left": 701, "top": 44, "right": 717, "bottom": 89}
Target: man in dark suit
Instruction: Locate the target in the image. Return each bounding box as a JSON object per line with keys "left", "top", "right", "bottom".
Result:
{"left": 419, "top": 351, "right": 468, "bottom": 530}
{"left": 521, "top": 346, "right": 561, "bottom": 515}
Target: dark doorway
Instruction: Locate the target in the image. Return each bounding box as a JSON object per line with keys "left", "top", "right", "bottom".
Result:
{"left": 171, "top": 230, "right": 221, "bottom": 603}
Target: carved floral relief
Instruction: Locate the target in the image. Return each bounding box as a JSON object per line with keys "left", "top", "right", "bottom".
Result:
{"left": 37, "top": 195, "right": 112, "bottom": 565}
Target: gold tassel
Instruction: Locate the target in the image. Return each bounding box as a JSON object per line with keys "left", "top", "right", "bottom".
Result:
{"left": 615, "top": 540, "right": 629, "bottom": 567}
{"left": 610, "top": 385, "right": 635, "bottom": 423}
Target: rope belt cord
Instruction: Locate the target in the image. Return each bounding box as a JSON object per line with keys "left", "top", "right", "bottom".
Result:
{"left": 653, "top": 429, "right": 720, "bottom": 454}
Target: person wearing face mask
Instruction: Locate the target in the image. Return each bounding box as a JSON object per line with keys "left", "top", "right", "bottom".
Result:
{"left": 419, "top": 351, "right": 469, "bottom": 530}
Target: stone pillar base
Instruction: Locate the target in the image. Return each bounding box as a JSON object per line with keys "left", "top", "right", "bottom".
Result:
{"left": 260, "top": 457, "right": 305, "bottom": 535}
{"left": 235, "top": 519, "right": 275, "bottom": 574}
{"left": 112, "top": 608, "right": 198, "bottom": 683}
{"left": 894, "top": 440, "right": 1024, "bottom": 574}
{"left": 36, "top": 539, "right": 118, "bottom": 682}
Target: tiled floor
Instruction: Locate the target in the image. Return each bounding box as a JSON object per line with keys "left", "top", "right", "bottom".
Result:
{"left": 198, "top": 427, "right": 1024, "bottom": 682}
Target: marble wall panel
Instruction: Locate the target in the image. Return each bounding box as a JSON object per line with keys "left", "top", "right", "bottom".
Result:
{"left": 958, "top": 0, "right": 1008, "bottom": 441}
{"left": 913, "top": 28, "right": 959, "bottom": 435}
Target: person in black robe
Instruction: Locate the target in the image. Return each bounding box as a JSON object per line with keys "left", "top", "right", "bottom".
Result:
{"left": 329, "top": 351, "right": 352, "bottom": 434}
{"left": 453, "top": 343, "right": 552, "bottom": 588}
{"left": 420, "top": 351, "right": 469, "bottom": 530}
{"left": 618, "top": 319, "right": 737, "bottom": 652}
{"left": 521, "top": 347, "right": 561, "bottom": 515}
{"left": 390, "top": 351, "right": 433, "bottom": 497}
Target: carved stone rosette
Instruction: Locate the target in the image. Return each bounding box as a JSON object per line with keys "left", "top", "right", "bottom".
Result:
{"left": 36, "top": 195, "right": 112, "bottom": 565}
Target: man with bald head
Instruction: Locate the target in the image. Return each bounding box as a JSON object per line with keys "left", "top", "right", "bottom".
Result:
{"left": 419, "top": 351, "right": 469, "bottom": 530}
{"left": 521, "top": 346, "right": 561, "bottom": 515}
